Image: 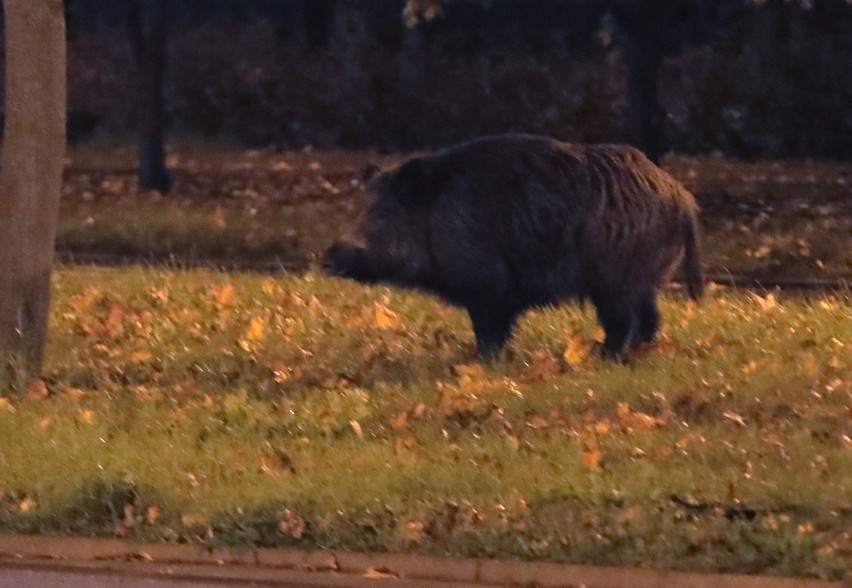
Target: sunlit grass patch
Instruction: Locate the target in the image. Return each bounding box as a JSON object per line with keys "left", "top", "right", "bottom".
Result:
{"left": 0, "top": 266, "right": 849, "bottom": 578}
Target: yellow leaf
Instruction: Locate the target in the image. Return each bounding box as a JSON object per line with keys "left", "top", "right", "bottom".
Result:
{"left": 372, "top": 302, "right": 401, "bottom": 330}
{"left": 19, "top": 497, "right": 36, "bottom": 513}
{"left": 819, "top": 298, "right": 838, "bottom": 311}
{"left": 749, "top": 292, "right": 778, "bottom": 312}
{"left": 751, "top": 245, "right": 772, "bottom": 259}
{"left": 350, "top": 420, "right": 363, "bottom": 437}
{"left": 403, "top": 520, "right": 427, "bottom": 543}
{"left": 103, "top": 302, "right": 124, "bottom": 340}
{"left": 364, "top": 568, "right": 398, "bottom": 580}
{"left": 215, "top": 283, "right": 235, "bottom": 306}
{"left": 145, "top": 506, "right": 160, "bottom": 524}
{"left": 261, "top": 278, "right": 277, "bottom": 295}
{"left": 741, "top": 359, "right": 761, "bottom": 374}
{"left": 563, "top": 337, "right": 590, "bottom": 369}
{"left": 239, "top": 315, "right": 266, "bottom": 352}
{"left": 244, "top": 315, "right": 266, "bottom": 342}
{"left": 582, "top": 446, "right": 603, "bottom": 472}
{"left": 64, "top": 387, "right": 86, "bottom": 400}
{"left": 131, "top": 350, "right": 153, "bottom": 363}
{"left": 454, "top": 363, "right": 486, "bottom": 380}
{"left": 307, "top": 295, "right": 323, "bottom": 315}
{"left": 67, "top": 286, "right": 101, "bottom": 312}
{"left": 616, "top": 403, "right": 664, "bottom": 430}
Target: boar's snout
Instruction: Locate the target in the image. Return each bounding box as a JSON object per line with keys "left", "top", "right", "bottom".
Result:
{"left": 322, "top": 241, "right": 375, "bottom": 282}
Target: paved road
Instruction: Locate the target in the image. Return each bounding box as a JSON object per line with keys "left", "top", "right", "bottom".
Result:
{"left": 0, "top": 559, "right": 477, "bottom": 587}
{"left": 0, "top": 534, "right": 844, "bottom": 588}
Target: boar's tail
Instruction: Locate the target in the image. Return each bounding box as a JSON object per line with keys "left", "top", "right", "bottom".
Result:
{"left": 682, "top": 216, "right": 704, "bottom": 300}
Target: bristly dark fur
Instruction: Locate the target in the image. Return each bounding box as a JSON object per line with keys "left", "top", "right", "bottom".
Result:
{"left": 324, "top": 134, "right": 703, "bottom": 359}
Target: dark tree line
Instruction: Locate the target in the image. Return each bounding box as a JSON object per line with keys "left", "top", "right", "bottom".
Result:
{"left": 66, "top": 0, "right": 339, "bottom": 192}
{"left": 60, "top": 0, "right": 843, "bottom": 191}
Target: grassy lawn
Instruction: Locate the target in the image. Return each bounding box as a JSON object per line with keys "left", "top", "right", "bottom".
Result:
{"left": 0, "top": 266, "right": 849, "bottom": 579}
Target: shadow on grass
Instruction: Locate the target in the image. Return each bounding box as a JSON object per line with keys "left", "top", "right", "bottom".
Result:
{"left": 0, "top": 480, "right": 175, "bottom": 540}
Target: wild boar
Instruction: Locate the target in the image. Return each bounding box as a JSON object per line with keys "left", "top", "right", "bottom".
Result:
{"left": 324, "top": 134, "right": 703, "bottom": 359}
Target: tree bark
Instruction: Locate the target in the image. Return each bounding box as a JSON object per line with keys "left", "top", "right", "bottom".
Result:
{"left": 126, "top": 0, "right": 172, "bottom": 193}
{"left": 622, "top": 39, "right": 663, "bottom": 164}
{"left": 0, "top": 0, "right": 67, "bottom": 384}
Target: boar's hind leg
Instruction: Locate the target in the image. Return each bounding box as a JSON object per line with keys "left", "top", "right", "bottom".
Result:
{"left": 467, "top": 303, "right": 519, "bottom": 360}
{"left": 632, "top": 293, "right": 660, "bottom": 347}
{"left": 591, "top": 290, "right": 638, "bottom": 359}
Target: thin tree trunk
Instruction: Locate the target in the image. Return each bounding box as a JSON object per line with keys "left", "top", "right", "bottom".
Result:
{"left": 127, "top": 0, "right": 171, "bottom": 193}
{"left": 0, "top": 0, "right": 67, "bottom": 385}
{"left": 623, "top": 40, "right": 663, "bottom": 164}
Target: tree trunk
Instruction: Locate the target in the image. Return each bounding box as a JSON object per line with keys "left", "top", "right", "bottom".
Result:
{"left": 623, "top": 40, "right": 663, "bottom": 164}
{"left": 0, "top": 0, "right": 67, "bottom": 385}
{"left": 127, "top": 0, "right": 171, "bottom": 193}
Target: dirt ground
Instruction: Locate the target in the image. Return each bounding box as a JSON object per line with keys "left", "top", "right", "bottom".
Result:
{"left": 60, "top": 144, "right": 851, "bottom": 286}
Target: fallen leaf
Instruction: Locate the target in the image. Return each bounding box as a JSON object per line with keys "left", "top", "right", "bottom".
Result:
{"left": 261, "top": 278, "right": 277, "bottom": 295}
{"left": 103, "top": 302, "right": 124, "bottom": 340}
{"left": 372, "top": 302, "right": 401, "bottom": 330}
{"left": 390, "top": 411, "right": 409, "bottom": 430}
{"left": 145, "top": 506, "right": 160, "bottom": 524}
{"left": 131, "top": 350, "right": 153, "bottom": 363}
{"left": 239, "top": 315, "right": 266, "bottom": 352}
{"left": 307, "top": 295, "right": 323, "bottom": 315}
{"left": 364, "top": 567, "right": 398, "bottom": 580}
{"left": 278, "top": 508, "right": 306, "bottom": 539}
{"left": 525, "top": 349, "right": 561, "bottom": 380}
{"left": 25, "top": 378, "right": 49, "bottom": 401}
{"left": 616, "top": 402, "right": 665, "bottom": 430}
{"left": 214, "top": 283, "right": 235, "bottom": 306}
{"left": 350, "top": 420, "right": 363, "bottom": 437}
{"left": 403, "top": 520, "right": 427, "bottom": 543}
{"left": 563, "top": 336, "right": 590, "bottom": 369}
{"left": 582, "top": 445, "right": 603, "bottom": 472}
{"left": 749, "top": 292, "right": 778, "bottom": 312}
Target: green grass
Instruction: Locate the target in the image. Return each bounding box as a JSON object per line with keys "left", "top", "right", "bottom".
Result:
{"left": 1, "top": 266, "right": 849, "bottom": 578}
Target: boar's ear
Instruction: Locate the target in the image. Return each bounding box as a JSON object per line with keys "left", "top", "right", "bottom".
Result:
{"left": 361, "top": 164, "right": 381, "bottom": 184}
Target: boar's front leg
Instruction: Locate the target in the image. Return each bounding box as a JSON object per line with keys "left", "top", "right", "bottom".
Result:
{"left": 591, "top": 288, "right": 637, "bottom": 360}
{"left": 322, "top": 242, "right": 383, "bottom": 283}
{"left": 631, "top": 293, "right": 660, "bottom": 347}
{"left": 466, "top": 301, "right": 520, "bottom": 360}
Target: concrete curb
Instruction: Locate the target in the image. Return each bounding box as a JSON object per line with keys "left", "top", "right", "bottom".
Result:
{"left": 0, "top": 534, "right": 846, "bottom": 587}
